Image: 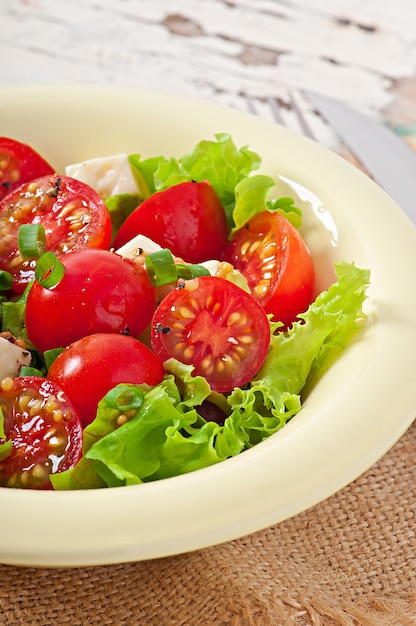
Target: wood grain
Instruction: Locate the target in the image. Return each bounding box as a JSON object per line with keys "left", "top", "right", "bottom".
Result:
{"left": 1, "top": 0, "right": 416, "bottom": 160}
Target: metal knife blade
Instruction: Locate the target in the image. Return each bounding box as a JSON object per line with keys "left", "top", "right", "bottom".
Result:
{"left": 304, "top": 91, "right": 416, "bottom": 225}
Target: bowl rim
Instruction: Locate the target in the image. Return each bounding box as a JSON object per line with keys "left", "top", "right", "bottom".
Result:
{"left": 0, "top": 84, "right": 415, "bottom": 567}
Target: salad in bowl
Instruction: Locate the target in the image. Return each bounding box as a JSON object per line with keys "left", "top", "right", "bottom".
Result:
{"left": 0, "top": 85, "right": 414, "bottom": 568}
{"left": 0, "top": 132, "right": 369, "bottom": 491}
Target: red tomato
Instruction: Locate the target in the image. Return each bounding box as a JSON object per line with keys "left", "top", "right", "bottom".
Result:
{"left": 0, "top": 174, "right": 112, "bottom": 293}
{"left": 0, "top": 137, "right": 54, "bottom": 202}
{"left": 48, "top": 333, "right": 165, "bottom": 427}
{"left": 113, "top": 180, "right": 229, "bottom": 264}
{"left": 0, "top": 376, "right": 83, "bottom": 490}
{"left": 222, "top": 211, "right": 315, "bottom": 327}
{"left": 25, "top": 248, "right": 156, "bottom": 353}
{"left": 151, "top": 275, "right": 270, "bottom": 393}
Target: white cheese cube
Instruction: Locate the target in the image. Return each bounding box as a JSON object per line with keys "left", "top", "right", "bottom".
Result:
{"left": 65, "top": 154, "right": 138, "bottom": 198}
{"left": 0, "top": 337, "right": 31, "bottom": 380}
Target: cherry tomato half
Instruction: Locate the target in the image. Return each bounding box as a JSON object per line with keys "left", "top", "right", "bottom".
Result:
{"left": 113, "top": 180, "right": 229, "bottom": 264}
{"left": 222, "top": 211, "right": 315, "bottom": 327}
{"left": 0, "top": 137, "right": 54, "bottom": 202}
{"left": 151, "top": 275, "right": 270, "bottom": 393}
{"left": 25, "top": 248, "right": 156, "bottom": 353}
{"left": 0, "top": 376, "right": 83, "bottom": 489}
{"left": 48, "top": 333, "right": 165, "bottom": 427}
{"left": 0, "top": 174, "right": 112, "bottom": 293}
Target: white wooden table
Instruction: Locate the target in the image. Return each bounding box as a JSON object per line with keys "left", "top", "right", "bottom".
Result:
{"left": 1, "top": 0, "right": 416, "bottom": 145}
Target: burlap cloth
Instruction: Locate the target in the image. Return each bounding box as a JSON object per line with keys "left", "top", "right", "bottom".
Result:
{"left": 0, "top": 421, "right": 414, "bottom": 626}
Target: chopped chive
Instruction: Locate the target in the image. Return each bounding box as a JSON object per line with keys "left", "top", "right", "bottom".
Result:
{"left": 145, "top": 249, "right": 178, "bottom": 286}
{"left": 146, "top": 249, "right": 210, "bottom": 286}
{"left": 35, "top": 252, "right": 65, "bottom": 289}
{"left": 19, "top": 366, "right": 43, "bottom": 377}
{"left": 18, "top": 224, "right": 46, "bottom": 259}
{"left": 0, "top": 407, "right": 12, "bottom": 462}
{"left": 0, "top": 271, "right": 13, "bottom": 291}
{"left": 176, "top": 263, "right": 210, "bottom": 280}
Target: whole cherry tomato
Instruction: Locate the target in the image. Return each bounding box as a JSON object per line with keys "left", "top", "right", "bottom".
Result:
{"left": 113, "top": 180, "right": 229, "bottom": 264}
{"left": 48, "top": 333, "right": 165, "bottom": 426}
{"left": 25, "top": 248, "right": 156, "bottom": 353}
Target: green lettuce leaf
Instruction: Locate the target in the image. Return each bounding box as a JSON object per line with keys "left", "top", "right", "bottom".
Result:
{"left": 128, "top": 134, "right": 302, "bottom": 232}
{"left": 128, "top": 133, "right": 262, "bottom": 227}
{"left": 52, "top": 260, "right": 370, "bottom": 489}
{"left": 0, "top": 408, "right": 12, "bottom": 462}
{"left": 104, "top": 193, "right": 141, "bottom": 238}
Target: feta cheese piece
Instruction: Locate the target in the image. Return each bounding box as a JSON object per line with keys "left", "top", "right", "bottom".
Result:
{"left": 65, "top": 154, "right": 138, "bottom": 199}
{"left": 0, "top": 337, "right": 31, "bottom": 380}
{"left": 116, "top": 234, "right": 162, "bottom": 260}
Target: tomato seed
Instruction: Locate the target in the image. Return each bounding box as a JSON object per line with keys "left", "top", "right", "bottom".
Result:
{"left": 174, "top": 341, "right": 187, "bottom": 356}
{"left": 183, "top": 345, "right": 195, "bottom": 361}
{"left": 26, "top": 182, "right": 39, "bottom": 194}
{"left": 8, "top": 253, "right": 24, "bottom": 268}
{"left": 0, "top": 377, "right": 14, "bottom": 392}
{"left": 227, "top": 311, "right": 247, "bottom": 326}
{"left": 47, "top": 435, "right": 67, "bottom": 454}
{"left": 18, "top": 394, "right": 31, "bottom": 412}
{"left": 249, "top": 240, "right": 261, "bottom": 254}
{"left": 178, "top": 306, "right": 194, "bottom": 319}
{"left": 29, "top": 398, "right": 43, "bottom": 416}
{"left": 31, "top": 463, "right": 48, "bottom": 482}
{"left": 200, "top": 356, "right": 214, "bottom": 375}
{"left": 239, "top": 335, "right": 254, "bottom": 345}
{"left": 116, "top": 414, "right": 128, "bottom": 426}
{"left": 52, "top": 409, "right": 63, "bottom": 422}
{"left": 253, "top": 283, "right": 268, "bottom": 298}
{"left": 44, "top": 396, "right": 59, "bottom": 413}
{"left": 239, "top": 241, "right": 251, "bottom": 257}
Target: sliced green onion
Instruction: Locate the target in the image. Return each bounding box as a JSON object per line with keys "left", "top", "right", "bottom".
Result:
{"left": 104, "top": 384, "right": 145, "bottom": 412}
{"left": 19, "top": 366, "right": 43, "bottom": 377}
{"left": 0, "top": 271, "right": 13, "bottom": 291}
{"left": 176, "top": 263, "right": 210, "bottom": 280}
{"left": 146, "top": 249, "right": 210, "bottom": 286}
{"left": 18, "top": 224, "right": 46, "bottom": 259}
{"left": 44, "top": 347, "right": 64, "bottom": 370}
{"left": 145, "top": 249, "right": 178, "bottom": 286}
{"left": 35, "top": 252, "right": 65, "bottom": 289}
{"left": 0, "top": 408, "right": 12, "bottom": 462}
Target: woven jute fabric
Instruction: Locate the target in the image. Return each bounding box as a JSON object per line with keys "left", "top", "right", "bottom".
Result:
{"left": 0, "top": 422, "right": 414, "bottom": 626}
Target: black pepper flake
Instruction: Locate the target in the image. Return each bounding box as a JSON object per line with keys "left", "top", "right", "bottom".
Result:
{"left": 154, "top": 322, "right": 171, "bottom": 334}
{"left": 177, "top": 280, "right": 186, "bottom": 289}
{"left": 45, "top": 177, "right": 63, "bottom": 198}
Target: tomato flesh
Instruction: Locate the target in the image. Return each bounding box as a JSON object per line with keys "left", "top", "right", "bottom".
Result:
{"left": 0, "top": 174, "right": 112, "bottom": 293}
{"left": 223, "top": 211, "right": 315, "bottom": 327}
{"left": 0, "top": 137, "right": 54, "bottom": 202}
{"left": 0, "top": 376, "right": 83, "bottom": 489}
{"left": 48, "top": 333, "right": 165, "bottom": 427}
{"left": 25, "top": 248, "right": 156, "bottom": 353}
{"left": 113, "top": 180, "right": 229, "bottom": 264}
{"left": 151, "top": 275, "right": 270, "bottom": 393}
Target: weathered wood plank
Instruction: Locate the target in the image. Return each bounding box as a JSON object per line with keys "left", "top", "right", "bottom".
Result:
{"left": 1, "top": 0, "right": 415, "bottom": 132}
